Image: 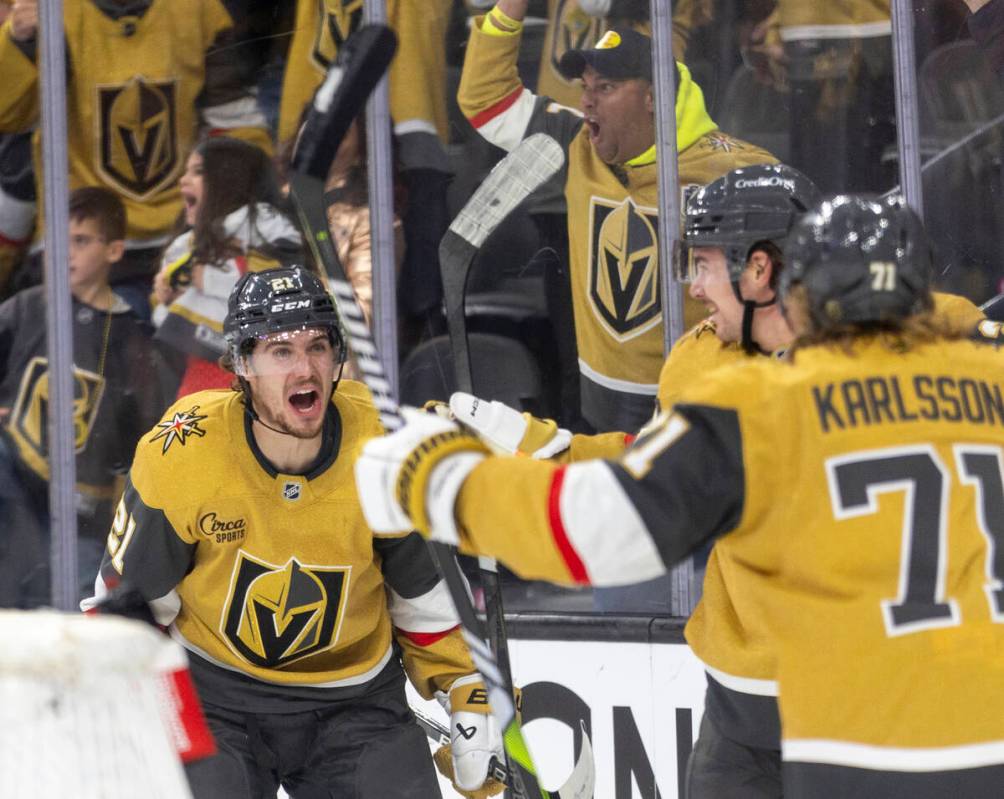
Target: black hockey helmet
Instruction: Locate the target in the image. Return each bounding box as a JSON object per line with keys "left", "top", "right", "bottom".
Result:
{"left": 224, "top": 265, "right": 345, "bottom": 365}
{"left": 781, "top": 194, "right": 934, "bottom": 329}
{"left": 675, "top": 163, "right": 822, "bottom": 282}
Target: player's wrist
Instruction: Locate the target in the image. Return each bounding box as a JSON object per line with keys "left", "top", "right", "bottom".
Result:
{"left": 483, "top": 4, "right": 523, "bottom": 36}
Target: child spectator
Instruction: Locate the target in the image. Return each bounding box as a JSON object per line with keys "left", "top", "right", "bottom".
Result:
{"left": 152, "top": 137, "right": 302, "bottom": 398}
{"left": 0, "top": 187, "right": 173, "bottom": 607}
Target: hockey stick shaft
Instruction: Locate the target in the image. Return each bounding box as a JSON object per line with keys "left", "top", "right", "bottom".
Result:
{"left": 412, "top": 705, "right": 512, "bottom": 788}
{"left": 288, "top": 44, "right": 567, "bottom": 799}
{"left": 439, "top": 134, "right": 567, "bottom": 769}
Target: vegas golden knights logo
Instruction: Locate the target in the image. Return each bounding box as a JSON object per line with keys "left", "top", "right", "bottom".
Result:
{"left": 589, "top": 197, "right": 661, "bottom": 341}
{"left": 223, "top": 552, "right": 349, "bottom": 668}
{"left": 549, "top": 0, "right": 603, "bottom": 81}
{"left": 98, "top": 77, "right": 178, "bottom": 199}
{"left": 311, "top": 0, "right": 364, "bottom": 71}
{"left": 8, "top": 357, "right": 105, "bottom": 462}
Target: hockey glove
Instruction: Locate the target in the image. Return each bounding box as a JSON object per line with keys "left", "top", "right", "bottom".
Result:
{"left": 434, "top": 674, "right": 505, "bottom": 797}
{"left": 355, "top": 408, "right": 489, "bottom": 543}
{"left": 448, "top": 392, "right": 572, "bottom": 459}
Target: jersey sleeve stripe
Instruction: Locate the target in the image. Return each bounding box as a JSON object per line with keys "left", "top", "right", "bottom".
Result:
{"left": 467, "top": 88, "right": 536, "bottom": 151}
{"left": 396, "top": 626, "right": 460, "bottom": 647}
{"left": 548, "top": 466, "right": 590, "bottom": 584}
{"left": 385, "top": 581, "right": 461, "bottom": 633}
{"left": 559, "top": 461, "right": 668, "bottom": 586}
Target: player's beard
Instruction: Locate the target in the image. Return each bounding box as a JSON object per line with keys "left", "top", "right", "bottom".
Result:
{"left": 252, "top": 382, "right": 333, "bottom": 440}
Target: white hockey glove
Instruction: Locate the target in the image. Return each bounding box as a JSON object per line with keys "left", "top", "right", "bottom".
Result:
{"left": 355, "top": 408, "right": 489, "bottom": 543}
{"left": 433, "top": 674, "right": 505, "bottom": 797}
{"left": 448, "top": 392, "right": 572, "bottom": 459}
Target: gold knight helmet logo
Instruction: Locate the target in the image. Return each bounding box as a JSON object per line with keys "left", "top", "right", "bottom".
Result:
{"left": 7, "top": 358, "right": 105, "bottom": 472}
{"left": 311, "top": 0, "right": 365, "bottom": 71}
{"left": 223, "top": 552, "right": 349, "bottom": 668}
{"left": 589, "top": 197, "right": 661, "bottom": 341}
{"left": 98, "top": 76, "right": 178, "bottom": 199}
{"left": 549, "top": 0, "right": 604, "bottom": 81}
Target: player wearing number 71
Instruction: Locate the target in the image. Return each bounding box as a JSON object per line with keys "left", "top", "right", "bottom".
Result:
{"left": 357, "top": 194, "right": 1004, "bottom": 798}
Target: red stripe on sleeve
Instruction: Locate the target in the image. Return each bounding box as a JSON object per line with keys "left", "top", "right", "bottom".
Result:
{"left": 467, "top": 87, "right": 524, "bottom": 130}
{"left": 396, "top": 625, "right": 459, "bottom": 647}
{"left": 547, "top": 467, "right": 590, "bottom": 584}
{"left": 624, "top": 433, "right": 636, "bottom": 446}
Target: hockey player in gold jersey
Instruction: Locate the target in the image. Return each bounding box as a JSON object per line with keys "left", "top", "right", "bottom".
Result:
{"left": 86, "top": 267, "right": 503, "bottom": 798}
{"left": 459, "top": 1, "right": 777, "bottom": 432}
{"left": 426, "top": 165, "right": 985, "bottom": 797}
{"left": 358, "top": 196, "right": 1004, "bottom": 797}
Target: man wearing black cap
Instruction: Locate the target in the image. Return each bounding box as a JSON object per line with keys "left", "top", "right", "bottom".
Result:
{"left": 458, "top": 1, "right": 777, "bottom": 435}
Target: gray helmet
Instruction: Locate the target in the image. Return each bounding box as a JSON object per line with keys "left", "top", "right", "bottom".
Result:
{"left": 676, "top": 163, "right": 822, "bottom": 282}
{"left": 224, "top": 265, "right": 345, "bottom": 362}
{"left": 781, "top": 194, "right": 934, "bottom": 329}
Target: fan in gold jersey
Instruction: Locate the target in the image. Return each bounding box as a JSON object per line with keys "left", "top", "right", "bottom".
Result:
{"left": 358, "top": 195, "right": 1004, "bottom": 798}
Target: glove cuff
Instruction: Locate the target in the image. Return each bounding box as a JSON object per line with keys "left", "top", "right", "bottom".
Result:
{"left": 447, "top": 673, "right": 491, "bottom": 715}
{"left": 396, "top": 430, "right": 488, "bottom": 540}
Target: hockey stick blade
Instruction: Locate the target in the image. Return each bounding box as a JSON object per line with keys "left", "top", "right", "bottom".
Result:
{"left": 287, "top": 41, "right": 566, "bottom": 799}
{"left": 413, "top": 704, "right": 595, "bottom": 799}
{"left": 439, "top": 134, "right": 565, "bottom": 392}
{"left": 291, "top": 25, "right": 398, "bottom": 182}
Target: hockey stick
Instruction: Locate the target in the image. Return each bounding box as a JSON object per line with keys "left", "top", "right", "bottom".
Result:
{"left": 980, "top": 293, "right": 1004, "bottom": 323}
{"left": 438, "top": 134, "right": 567, "bottom": 789}
{"left": 287, "top": 33, "right": 591, "bottom": 799}
{"left": 411, "top": 706, "right": 590, "bottom": 798}
{"left": 413, "top": 702, "right": 594, "bottom": 798}
{"left": 413, "top": 704, "right": 512, "bottom": 788}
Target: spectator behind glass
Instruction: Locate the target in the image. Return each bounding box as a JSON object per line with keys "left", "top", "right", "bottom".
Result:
{"left": 0, "top": 1, "right": 33, "bottom": 297}
{"left": 966, "top": 0, "right": 1004, "bottom": 79}
{"left": 322, "top": 116, "right": 405, "bottom": 321}
{"left": 153, "top": 137, "right": 303, "bottom": 400}
{"left": 0, "top": 0, "right": 271, "bottom": 318}
{"left": 278, "top": 0, "right": 453, "bottom": 352}
{"left": 0, "top": 187, "right": 174, "bottom": 608}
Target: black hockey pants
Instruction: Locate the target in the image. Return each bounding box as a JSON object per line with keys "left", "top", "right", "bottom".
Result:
{"left": 184, "top": 680, "right": 441, "bottom": 798}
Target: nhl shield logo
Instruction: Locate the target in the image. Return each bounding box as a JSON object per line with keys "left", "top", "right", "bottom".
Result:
{"left": 98, "top": 76, "right": 178, "bottom": 199}
{"left": 588, "top": 197, "right": 662, "bottom": 341}
{"left": 283, "top": 480, "right": 303, "bottom": 501}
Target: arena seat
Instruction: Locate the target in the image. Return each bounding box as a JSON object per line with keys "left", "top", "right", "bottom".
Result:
{"left": 399, "top": 332, "right": 544, "bottom": 412}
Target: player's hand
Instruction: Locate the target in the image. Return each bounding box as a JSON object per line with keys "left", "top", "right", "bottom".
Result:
{"left": 355, "top": 408, "right": 488, "bottom": 543}
{"left": 433, "top": 674, "right": 505, "bottom": 797}
{"left": 9, "top": 0, "right": 39, "bottom": 42}
{"left": 449, "top": 392, "right": 572, "bottom": 459}
{"left": 152, "top": 269, "right": 179, "bottom": 306}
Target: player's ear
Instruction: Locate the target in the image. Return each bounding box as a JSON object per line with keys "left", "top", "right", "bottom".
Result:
{"left": 748, "top": 249, "right": 772, "bottom": 287}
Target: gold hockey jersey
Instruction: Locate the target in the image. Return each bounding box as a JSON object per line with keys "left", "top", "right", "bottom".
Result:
{"left": 93, "top": 384, "right": 473, "bottom": 705}
{"left": 458, "top": 16, "right": 776, "bottom": 432}
{"left": 277, "top": 0, "right": 451, "bottom": 150}
{"left": 454, "top": 332, "right": 1004, "bottom": 792}
{"left": 0, "top": 0, "right": 269, "bottom": 248}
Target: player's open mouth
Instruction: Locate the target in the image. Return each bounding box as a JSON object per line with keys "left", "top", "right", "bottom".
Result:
{"left": 586, "top": 118, "right": 600, "bottom": 139}
{"left": 288, "top": 388, "right": 320, "bottom": 415}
